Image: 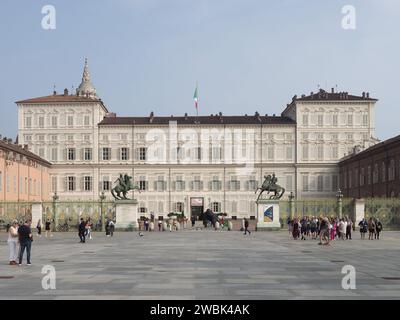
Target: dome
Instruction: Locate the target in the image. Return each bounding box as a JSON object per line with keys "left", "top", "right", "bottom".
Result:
{"left": 76, "top": 58, "right": 98, "bottom": 98}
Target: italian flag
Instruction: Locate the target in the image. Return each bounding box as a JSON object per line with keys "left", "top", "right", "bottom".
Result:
{"left": 193, "top": 84, "right": 199, "bottom": 110}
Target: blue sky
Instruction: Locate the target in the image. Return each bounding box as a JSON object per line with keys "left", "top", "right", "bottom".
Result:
{"left": 0, "top": 0, "right": 399, "bottom": 140}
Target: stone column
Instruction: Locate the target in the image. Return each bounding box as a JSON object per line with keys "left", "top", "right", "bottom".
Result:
{"left": 115, "top": 200, "right": 138, "bottom": 231}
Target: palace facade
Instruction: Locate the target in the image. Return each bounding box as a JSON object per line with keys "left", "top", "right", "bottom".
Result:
{"left": 16, "top": 60, "right": 379, "bottom": 217}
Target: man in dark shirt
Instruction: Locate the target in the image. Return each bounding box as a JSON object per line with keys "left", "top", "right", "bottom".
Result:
{"left": 244, "top": 218, "right": 251, "bottom": 235}
{"left": 18, "top": 220, "right": 33, "bottom": 265}
{"left": 78, "top": 218, "right": 86, "bottom": 243}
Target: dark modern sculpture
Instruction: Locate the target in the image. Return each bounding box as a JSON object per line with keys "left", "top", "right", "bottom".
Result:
{"left": 111, "top": 174, "right": 140, "bottom": 200}
{"left": 255, "top": 173, "right": 285, "bottom": 201}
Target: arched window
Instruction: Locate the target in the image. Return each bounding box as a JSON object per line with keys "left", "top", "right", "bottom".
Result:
{"left": 382, "top": 162, "right": 386, "bottom": 183}
{"left": 373, "top": 164, "right": 379, "bottom": 184}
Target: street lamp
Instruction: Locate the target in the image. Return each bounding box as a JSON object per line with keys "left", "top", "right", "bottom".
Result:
{"left": 336, "top": 188, "right": 343, "bottom": 218}
{"left": 99, "top": 191, "right": 106, "bottom": 232}
{"left": 288, "top": 191, "right": 295, "bottom": 219}
{"left": 52, "top": 192, "right": 59, "bottom": 232}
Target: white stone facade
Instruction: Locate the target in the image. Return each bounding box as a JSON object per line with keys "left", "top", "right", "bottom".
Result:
{"left": 16, "top": 63, "right": 378, "bottom": 218}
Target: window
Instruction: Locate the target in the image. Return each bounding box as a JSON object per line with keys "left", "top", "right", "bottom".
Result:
{"left": 175, "top": 202, "right": 184, "bottom": 213}
{"left": 373, "top": 164, "right": 379, "bottom": 184}
{"left": 367, "top": 166, "right": 371, "bottom": 185}
{"left": 347, "top": 114, "right": 353, "bottom": 126}
{"left": 13, "top": 176, "right": 16, "bottom": 193}
{"left": 38, "top": 116, "right": 45, "bottom": 128}
{"left": 67, "top": 135, "right": 74, "bottom": 142}
{"left": 286, "top": 175, "right": 293, "bottom": 190}
{"left": 389, "top": 160, "right": 395, "bottom": 181}
{"left": 317, "top": 114, "right": 323, "bottom": 126}
{"left": 175, "top": 178, "right": 185, "bottom": 191}
{"left": 317, "top": 133, "right": 323, "bottom": 140}
{"left": 302, "top": 145, "right": 308, "bottom": 160}
{"left": 38, "top": 148, "right": 45, "bottom": 158}
{"left": 192, "top": 177, "right": 202, "bottom": 191}
{"left": 51, "top": 148, "right": 58, "bottom": 161}
{"left": 332, "top": 146, "right": 338, "bottom": 159}
{"left": 51, "top": 135, "right": 58, "bottom": 142}
{"left": 267, "top": 146, "right": 274, "bottom": 160}
{"left": 84, "top": 176, "right": 92, "bottom": 191}
{"left": 67, "top": 116, "right": 74, "bottom": 126}
{"left": 121, "top": 147, "right": 129, "bottom": 161}
{"left": 68, "top": 176, "right": 76, "bottom": 191}
{"left": 84, "top": 115, "right": 90, "bottom": 126}
{"left": 24, "top": 135, "right": 32, "bottom": 142}
{"left": 102, "top": 135, "right": 109, "bottom": 142}
{"left": 51, "top": 176, "right": 57, "bottom": 192}
{"left": 212, "top": 202, "right": 221, "bottom": 213}
{"left": 346, "top": 133, "right": 353, "bottom": 141}
{"left": 51, "top": 116, "right": 57, "bottom": 127}
{"left": 247, "top": 179, "right": 257, "bottom": 190}
{"left": 212, "top": 147, "right": 222, "bottom": 161}
{"left": 25, "top": 117, "right": 32, "bottom": 128}
{"left": 302, "top": 114, "right": 308, "bottom": 126}
{"left": 302, "top": 175, "right": 309, "bottom": 191}
{"left": 317, "top": 175, "right": 323, "bottom": 191}
{"left": 333, "top": 114, "right": 338, "bottom": 126}
{"left": 139, "top": 176, "right": 147, "bottom": 191}
{"left": 286, "top": 146, "right": 292, "bottom": 160}
{"left": 84, "top": 148, "right": 92, "bottom": 161}
{"left": 382, "top": 162, "right": 386, "bottom": 182}
{"left": 38, "top": 135, "right": 45, "bottom": 142}
{"left": 360, "top": 168, "right": 365, "bottom": 186}
{"left": 102, "top": 177, "right": 111, "bottom": 191}
{"left": 229, "top": 177, "right": 240, "bottom": 191}
{"left": 67, "top": 148, "right": 76, "bottom": 161}
{"left": 83, "top": 134, "right": 90, "bottom": 142}
{"left": 211, "top": 177, "right": 221, "bottom": 191}
{"left": 317, "top": 145, "right": 324, "bottom": 160}
{"left": 102, "top": 148, "right": 111, "bottom": 161}
{"left": 362, "top": 114, "right": 368, "bottom": 126}
{"left": 155, "top": 177, "right": 166, "bottom": 191}
{"left": 139, "top": 148, "right": 147, "bottom": 161}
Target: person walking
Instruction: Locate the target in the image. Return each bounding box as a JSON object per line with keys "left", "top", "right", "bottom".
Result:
{"left": 158, "top": 219, "right": 162, "bottom": 231}
{"left": 191, "top": 215, "right": 196, "bottom": 228}
{"left": 18, "top": 220, "right": 33, "bottom": 266}
{"left": 243, "top": 218, "right": 251, "bottom": 235}
{"left": 85, "top": 218, "right": 93, "bottom": 240}
{"left": 36, "top": 219, "right": 42, "bottom": 237}
{"left": 7, "top": 220, "right": 19, "bottom": 265}
{"left": 346, "top": 218, "right": 353, "bottom": 240}
{"left": 45, "top": 219, "right": 52, "bottom": 237}
{"left": 359, "top": 218, "right": 368, "bottom": 240}
{"left": 368, "top": 217, "right": 376, "bottom": 240}
{"left": 108, "top": 220, "right": 115, "bottom": 237}
{"left": 338, "top": 219, "right": 346, "bottom": 240}
{"left": 375, "top": 218, "right": 383, "bottom": 239}
{"left": 292, "top": 218, "right": 300, "bottom": 240}
{"left": 319, "top": 217, "right": 330, "bottom": 246}
{"left": 78, "top": 218, "right": 86, "bottom": 243}
{"left": 105, "top": 218, "right": 110, "bottom": 236}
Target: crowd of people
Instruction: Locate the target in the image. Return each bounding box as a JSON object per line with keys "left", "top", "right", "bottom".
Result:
{"left": 287, "top": 216, "right": 383, "bottom": 245}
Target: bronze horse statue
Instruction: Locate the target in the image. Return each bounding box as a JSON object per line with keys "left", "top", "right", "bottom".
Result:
{"left": 111, "top": 174, "right": 140, "bottom": 200}
{"left": 255, "top": 174, "right": 285, "bottom": 201}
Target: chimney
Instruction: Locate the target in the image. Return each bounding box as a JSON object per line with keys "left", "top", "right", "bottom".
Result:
{"left": 63, "top": 88, "right": 69, "bottom": 96}
{"left": 149, "top": 111, "right": 154, "bottom": 123}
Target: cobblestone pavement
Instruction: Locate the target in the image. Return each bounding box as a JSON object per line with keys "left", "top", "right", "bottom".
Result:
{"left": 0, "top": 230, "right": 399, "bottom": 300}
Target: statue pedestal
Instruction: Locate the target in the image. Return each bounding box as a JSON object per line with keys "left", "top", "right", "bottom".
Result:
{"left": 115, "top": 200, "right": 138, "bottom": 231}
{"left": 256, "top": 200, "right": 281, "bottom": 231}
{"left": 31, "top": 203, "right": 43, "bottom": 226}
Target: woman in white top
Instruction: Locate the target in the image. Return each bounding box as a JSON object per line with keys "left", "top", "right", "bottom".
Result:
{"left": 7, "top": 220, "right": 19, "bottom": 265}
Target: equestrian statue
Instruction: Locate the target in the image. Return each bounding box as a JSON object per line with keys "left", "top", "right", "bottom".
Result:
{"left": 111, "top": 174, "right": 140, "bottom": 200}
{"left": 255, "top": 173, "right": 285, "bottom": 201}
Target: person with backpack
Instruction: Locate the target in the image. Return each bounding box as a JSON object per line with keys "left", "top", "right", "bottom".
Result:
{"left": 375, "top": 218, "right": 383, "bottom": 239}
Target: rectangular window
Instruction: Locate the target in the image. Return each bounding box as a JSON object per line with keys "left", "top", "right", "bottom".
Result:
{"left": 348, "top": 114, "right": 353, "bottom": 126}
{"left": 51, "top": 176, "right": 57, "bottom": 192}
{"left": 139, "top": 147, "right": 147, "bottom": 161}
{"left": 84, "top": 176, "right": 92, "bottom": 191}
{"left": 317, "top": 114, "right": 323, "bottom": 126}
{"left": 121, "top": 147, "right": 129, "bottom": 161}
{"left": 38, "top": 116, "right": 45, "bottom": 128}
{"left": 83, "top": 134, "right": 90, "bottom": 142}
{"left": 286, "top": 146, "right": 292, "bottom": 160}
{"left": 102, "top": 180, "right": 111, "bottom": 191}
{"left": 25, "top": 117, "right": 32, "bottom": 128}
{"left": 84, "top": 115, "right": 90, "bottom": 126}
{"left": 84, "top": 148, "right": 92, "bottom": 161}
{"left": 175, "top": 202, "right": 184, "bottom": 213}
{"left": 67, "top": 135, "right": 74, "bottom": 141}
{"left": 51, "top": 116, "right": 57, "bottom": 127}
{"left": 68, "top": 176, "right": 76, "bottom": 191}
{"left": 286, "top": 175, "right": 293, "bottom": 191}
{"left": 317, "top": 145, "right": 324, "bottom": 160}
{"left": 38, "top": 135, "right": 45, "bottom": 142}
{"left": 302, "top": 145, "right": 308, "bottom": 160}
{"left": 332, "top": 175, "right": 338, "bottom": 191}
{"left": 317, "top": 175, "right": 323, "bottom": 191}
{"left": 176, "top": 179, "right": 184, "bottom": 191}
{"left": 267, "top": 146, "right": 274, "bottom": 160}
{"left": 332, "top": 146, "right": 338, "bottom": 159}
{"left": 67, "top": 116, "right": 74, "bottom": 126}
{"left": 38, "top": 148, "right": 45, "bottom": 158}
{"left": 139, "top": 176, "right": 147, "bottom": 191}
{"left": 51, "top": 148, "right": 58, "bottom": 161}
{"left": 212, "top": 202, "right": 221, "bottom": 213}
{"left": 333, "top": 114, "right": 338, "bottom": 126}
{"left": 302, "top": 114, "right": 308, "bottom": 126}
{"left": 67, "top": 148, "right": 76, "bottom": 161}
{"left": 102, "top": 148, "right": 111, "bottom": 161}
{"left": 362, "top": 114, "right": 368, "bottom": 126}
{"left": 302, "top": 175, "right": 309, "bottom": 191}
{"left": 51, "top": 135, "right": 58, "bottom": 142}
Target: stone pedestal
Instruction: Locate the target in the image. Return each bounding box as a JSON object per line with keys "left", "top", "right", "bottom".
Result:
{"left": 256, "top": 200, "right": 281, "bottom": 231}
{"left": 31, "top": 203, "right": 43, "bottom": 226}
{"left": 115, "top": 200, "right": 138, "bottom": 231}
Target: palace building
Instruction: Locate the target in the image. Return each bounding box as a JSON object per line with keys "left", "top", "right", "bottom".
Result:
{"left": 16, "top": 60, "right": 379, "bottom": 218}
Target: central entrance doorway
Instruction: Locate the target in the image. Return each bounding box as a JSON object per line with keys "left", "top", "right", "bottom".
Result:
{"left": 190, "top": 197, "right": 204, "bottom": 220}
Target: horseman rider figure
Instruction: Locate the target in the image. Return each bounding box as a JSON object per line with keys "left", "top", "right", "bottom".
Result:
{"left": 255, "top": 173, "right": 285, "bottom": 201}
{"left": 111, "top": 173, "right": 139, "bottom": 200}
